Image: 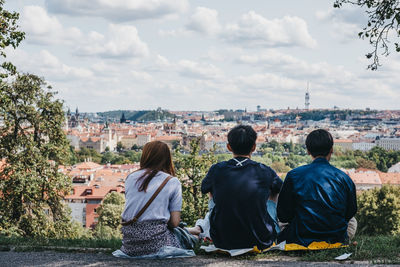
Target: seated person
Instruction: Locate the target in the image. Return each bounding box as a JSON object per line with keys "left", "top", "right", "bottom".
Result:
{"left": 119, "top": 141, "right": 196, "bottom": 257}
{"left": 277, "top": 129, "right": 357, "bottom": 246}
{"left": 200, "top": 125, "right": 283, "bottom": 250}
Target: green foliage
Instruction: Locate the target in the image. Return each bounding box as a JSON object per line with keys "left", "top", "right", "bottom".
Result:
{"left": 123, "top": 150, "right": 142, "bottom": 162}
{"left": 94, "top": 192, "right": 125, "bottom": 239}
{"left": 334, "top": 0, "right": 400, "bottom": 70}
{"left": 356, "top": 157, "right": 377, "bottom": 169}
{"left": 174, "top": 138, "right": 217, "bottom": 225}
{"left": 367, "top": 146, "right": 400, "bottom": 172}
{"left": 0, "top": 0, "right": 25, "bottom": 76}
{"left": 72, "top": 147, "right": 102, "bottom": 164}
{"left": 357, "top": 186, "right": 400, "bottom": 235}
{"left": 0, "top": 74, "right": 82, "bottom": 238}
{"left": 116, "top": 141, "right": 124, "bottom": 152}
{"left": 270, "top": 161, "right": 291, "bottom": 173}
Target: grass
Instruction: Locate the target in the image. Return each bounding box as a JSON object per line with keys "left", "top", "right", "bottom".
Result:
{"left": 0, "top": 235, "right": 399, "bottom": 263}
{"left": 0, "top": 235, "right": 121, "bottom": 252}
{"left": 196, "top": 235, "right": 400, "bottom": 264}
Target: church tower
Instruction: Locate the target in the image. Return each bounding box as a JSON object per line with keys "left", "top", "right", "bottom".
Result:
{"left": 305, "top": 82, "right": 310, "bottom": 110}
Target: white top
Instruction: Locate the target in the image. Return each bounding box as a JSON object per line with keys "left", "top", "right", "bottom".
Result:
{"left": 121, "top": 169, "right": 182, "bottom": 222}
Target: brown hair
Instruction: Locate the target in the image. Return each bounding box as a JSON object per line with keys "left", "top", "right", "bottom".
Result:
{"left": 136, "top": 141, "right": 175, "bottom": 192}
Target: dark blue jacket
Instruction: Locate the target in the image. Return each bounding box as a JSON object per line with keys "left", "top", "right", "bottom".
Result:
{"left": 277, "top": 158, "right": 357, "bottom": 246}
{"left": 201, "top": 157, "right": 283, "bottom": 250}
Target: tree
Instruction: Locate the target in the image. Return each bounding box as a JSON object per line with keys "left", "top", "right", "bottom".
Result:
{"left": 357, "top": 185, "right": 400, "bottom": 235}
{"left": 270, "top": 161, "right": 291, "bottom": 173}
{"left": 116, "top": 141, "right": 124, "bottom": 152}
{"left": 0, "top": 0, "right": 25, "bottom": 76}
{"left": 174, "top": 138, "right": 217, "bottom": 225}
{"left": 0, "top": 74, "right": 77, "bottom": 237}
{"left": 356, "top": 157, "right": 377, "bottom": 169}
{"left": 94, "top": 192, "right": 125, "bottom": 239}
{"left": 334, "top": 0, "right": 400, "bottom": 70}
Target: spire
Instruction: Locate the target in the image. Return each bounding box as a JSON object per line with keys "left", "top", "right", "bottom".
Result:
{"left": 305, "top": 82, "right": 310, "bottom": 110}
{"left": 120, "top": 113, "right": 126, "bottom": 123}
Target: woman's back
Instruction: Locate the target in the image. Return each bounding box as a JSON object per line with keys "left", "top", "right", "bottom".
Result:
{"left": 122, "top": 169, "right": 182, "bottom": 223}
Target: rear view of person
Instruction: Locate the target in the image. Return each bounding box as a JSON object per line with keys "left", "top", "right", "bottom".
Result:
{"left": 277, "top": 129, "right": 357, "bottom": 246}
{"left": 119, "top": 141, "right": 196, "bottom": 257}
{"left": 201, "top": 125, "right": 282, "bottom": 250}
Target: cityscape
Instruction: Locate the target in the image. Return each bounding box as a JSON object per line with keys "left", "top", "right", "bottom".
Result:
{"left": 62, "top": 93, "right": 400, "bottom": 228}
{"left": 1, "top": 0, "right": 400, "bottom": 263}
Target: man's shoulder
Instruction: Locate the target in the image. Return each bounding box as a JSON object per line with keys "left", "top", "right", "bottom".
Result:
{"left": 287, "top": 163, "right": 310, "bottom": 177}
{"left": 256, "top": 161, "right": 277, "bottom": 174}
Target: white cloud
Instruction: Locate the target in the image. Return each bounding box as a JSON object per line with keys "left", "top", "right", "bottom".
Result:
{"left": 236, "top": 50, "right": 354, "bottom": 83}
{"left": 223, "top": 11, "right": 317, "bottom": 48}
{"left": 315, "top": 8, "right": 366, "bottom": 42}
{"left": 21, "top": 5, "right": 83, "bottom": 45}
{"left": 237, "top": 73, "right": 301, "bottom": 92}
{"left": 178, "top": 59, "right": 223, "bottom": 80}
{"left": 161, "top": 9, "right": 316, "bottom": 49}
{"left": 7, "top": 49, "right": 93, "bottom": 81}
{"left": 75, "top": 24, "right": 149, "bottom": 58}
{"left": 186, "top": 7, "right": 221, "bottom": 36}
{"left": 152, "top": 55, "right": 223, "bottom": 80}
{"left": 45, "top": 0, "right": 189, "bottom": 21}
{"left": 131, "top": 70, "right": 153, "bottom": 82}
{"left": 156, "top": 55, "right": 172, "bottom": 67}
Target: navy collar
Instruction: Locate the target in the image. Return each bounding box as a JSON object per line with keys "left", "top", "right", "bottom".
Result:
{"left": 312, "top": 157, "right": 330, "bottom": 164}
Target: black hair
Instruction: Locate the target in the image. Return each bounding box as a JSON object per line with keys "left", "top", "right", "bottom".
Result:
{"left": 305, "top": 129, "right": 334, "bottom": 157}
{"left": 227, "top": 125, "right": 257, "bottom": 155}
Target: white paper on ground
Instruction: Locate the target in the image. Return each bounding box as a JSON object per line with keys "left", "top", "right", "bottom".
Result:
{"left": 334, "top": 253, "right": 352, "bottom": 260}
{"left": 200, "top": 242, "right": 287, "bottom": 256}
{"left": 200, "top": 245, "right": 254, "bottom": 256}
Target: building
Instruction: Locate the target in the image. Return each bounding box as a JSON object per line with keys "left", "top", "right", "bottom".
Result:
{"left": 345, "top": 168, "right": 400, "bottom": 191}
{"left": 352, "top": 141, "right": 376, "bottom": 151}
{"left": 334, "top": 139, "right": 353, "bottom": 151}
{"left": 376, "top": 137, "right": 400, "bottom": 151}
{"left": 388, "top": 162, "right": 400, "bottom": 173}
{"left": 137, "top": 133, "right": 152, "bottom": 147}
{"left": 63, "top": 162, "right": 139, "bottom": 228}
{"left": 346, "top": 168, "right": 382, "bottom": 191}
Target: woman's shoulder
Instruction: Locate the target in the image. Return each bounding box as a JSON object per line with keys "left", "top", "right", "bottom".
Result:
{"left": 158, "top": 171, "right": 181, "bottom": 186}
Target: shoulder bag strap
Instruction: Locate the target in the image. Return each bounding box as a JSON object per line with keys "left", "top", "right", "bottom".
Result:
{"left": 121, "top": 175, "right": 173, "bottom": 226}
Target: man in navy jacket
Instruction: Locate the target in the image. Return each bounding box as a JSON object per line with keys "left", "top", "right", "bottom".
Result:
{"left": 277, "top": 129, "right": 357, "bottom": 246}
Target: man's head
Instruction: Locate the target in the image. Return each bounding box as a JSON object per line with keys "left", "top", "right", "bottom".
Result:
{"left": 305, "top": 129, "right": 334, "bottom": 159}
{"left": 227, "top": 125, "right": 257, "bottom": 156}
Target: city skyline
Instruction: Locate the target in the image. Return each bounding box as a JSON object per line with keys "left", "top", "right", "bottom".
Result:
{"left": 5, "top": 0, "right": 400, "bottom": 112}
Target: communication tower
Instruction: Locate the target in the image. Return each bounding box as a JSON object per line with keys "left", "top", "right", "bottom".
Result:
{"left": 305, "top": 82, "right": 310, "bottom": 110}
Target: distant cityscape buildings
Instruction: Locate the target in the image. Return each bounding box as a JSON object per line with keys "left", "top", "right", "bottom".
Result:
{"left": 62, "top": 106, "right": 400, "bottom": 228}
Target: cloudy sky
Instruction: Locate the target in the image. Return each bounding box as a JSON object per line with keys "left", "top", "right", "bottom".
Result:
{"left": 4, "top": 0, "right": 400, "bottom": 112}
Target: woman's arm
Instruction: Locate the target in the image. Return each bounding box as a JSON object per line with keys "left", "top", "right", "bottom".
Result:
{"left": 168, "top": 211, "right": 181, "bottom": 228}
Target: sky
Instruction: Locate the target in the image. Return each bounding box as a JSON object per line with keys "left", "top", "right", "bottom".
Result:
{"left": 4, "top": 0, "right": 400, "bottom": 112}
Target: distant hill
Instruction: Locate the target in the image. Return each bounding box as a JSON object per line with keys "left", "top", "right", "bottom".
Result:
{"left": 97, "top": 109, "right": 174, "bottom": 122}
{"left": 270, "top": 109, "right": 378, "bottom": 122}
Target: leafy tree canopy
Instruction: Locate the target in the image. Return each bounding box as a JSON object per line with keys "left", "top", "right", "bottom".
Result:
{"left": 334, "top": 0, "right": 400, "bottom": 70}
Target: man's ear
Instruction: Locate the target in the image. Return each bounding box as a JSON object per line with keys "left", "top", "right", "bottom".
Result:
{"left": 251, "top": 143, "right": 256, "bottom": 152}
{"left": 227, "top": 143, "right": 233, "bottom": 152}
{"left": 307, "top": 149, "right": 311, "bottom": 155}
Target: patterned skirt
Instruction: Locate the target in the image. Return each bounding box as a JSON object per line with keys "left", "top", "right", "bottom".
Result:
{"left": 120, "top": 219, "right": 181, "bottom": 257}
